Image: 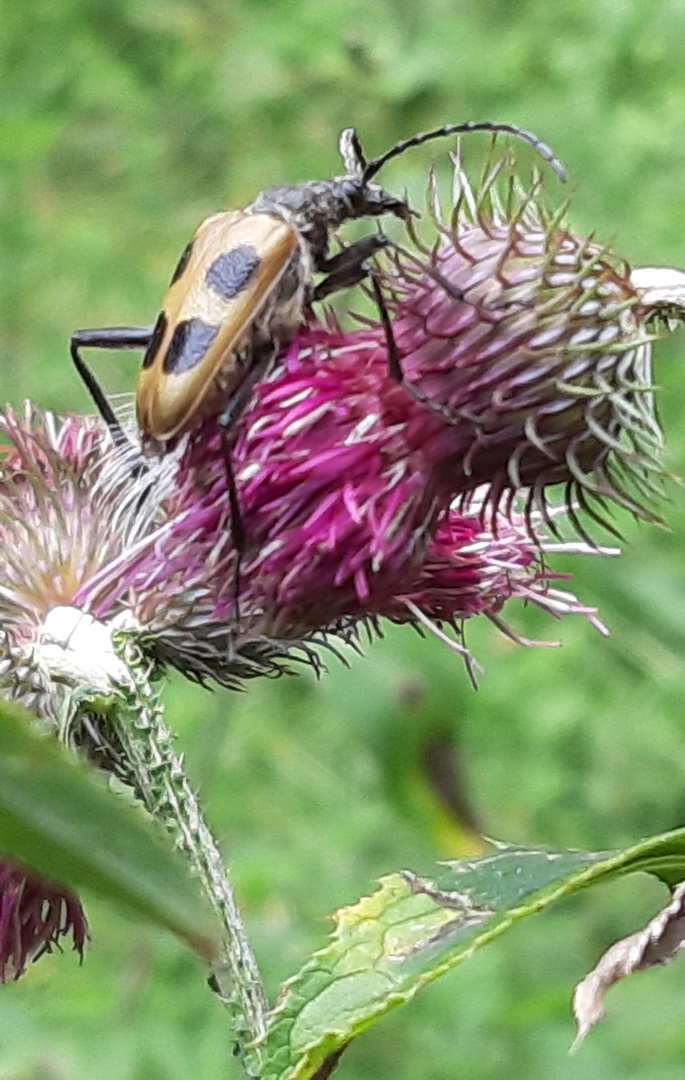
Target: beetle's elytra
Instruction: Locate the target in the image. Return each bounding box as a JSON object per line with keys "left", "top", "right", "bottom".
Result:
{"left": 70, "top": 119, "right": 566, "bottom": 453}
{"left": 135, "top": 212, "right": 300, "bottom": 441}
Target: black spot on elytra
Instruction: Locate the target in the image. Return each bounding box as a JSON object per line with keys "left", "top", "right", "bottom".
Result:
{"left": 163, "top": 318, "right": 219, "bottom": 374}
{"left": 141, "top": 312, "right": 168, "bottom": 369}
{"left": 205, "top": 246, "right": 261, "bottom": 300}
{"left": 169, "top": 241, "right": 193, "bottom": 286}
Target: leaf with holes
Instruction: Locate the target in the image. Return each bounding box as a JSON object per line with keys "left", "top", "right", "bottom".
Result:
{"left": 259, "top": 833, "right": 685, "bottom": 1080}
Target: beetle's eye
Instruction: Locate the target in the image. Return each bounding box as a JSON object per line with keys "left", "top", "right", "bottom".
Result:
{"left": 338, "top": 178, "right": 361, "bottom": 203}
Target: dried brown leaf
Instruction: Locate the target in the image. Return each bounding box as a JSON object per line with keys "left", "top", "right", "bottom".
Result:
{"left": 573, "top": 878, "right": 685, "bottom": 1046}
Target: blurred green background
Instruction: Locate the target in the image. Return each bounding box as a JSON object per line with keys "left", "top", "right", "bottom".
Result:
{"left": 3, "top": 1, "right": 685, "bottom": 1077}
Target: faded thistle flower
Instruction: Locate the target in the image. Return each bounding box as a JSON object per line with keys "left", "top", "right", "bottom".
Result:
{"left": 0, "top": 407, "right": 156, "bottom": 977}
{"left": 0, "top": 404, "right": 154, "bottom": 721}
{"left": 0, "top": 859, "right": 87, "bottom": 982}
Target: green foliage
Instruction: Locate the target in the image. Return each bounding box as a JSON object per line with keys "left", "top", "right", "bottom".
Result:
{"left": 0, "top": 698, "right": 220, "bottom": 959}
{"left": 261, "top": 837, "right": 685, "bottom": 1079}
{"left": 2, "top": 1, "right": 685, "bottom": 1078}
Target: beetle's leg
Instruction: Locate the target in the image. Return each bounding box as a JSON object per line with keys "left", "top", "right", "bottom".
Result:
{"left": 313, "top": 233, "right": 409, "bottom": 385}
{"left": 366, "top": 270, "right": 403, "bottom": 382}
{"left": 216, "top": 341, "right": 282, "bottom": 636}
{"left": 313, "top": 234, "right": 442, "bottom": 400}
{"left": 216, "top": 336, "right": 281, "bottom": 431}
{"left": 217, "top": 428, "right": 245, "bottom": 639}
{"left": 312, "top": 234, "right": 390, "bottom": 301}
{"left": 367, "top": 270, "right": 458, "bottom": 426}
{"left": 70, "top": 327, "right": 153, "bottom": 448}
{"left": 216, "top": 428, "right": 247, "bottom": 556}
{"left": 314, "top": 234, "right": 467, "bottom": 428}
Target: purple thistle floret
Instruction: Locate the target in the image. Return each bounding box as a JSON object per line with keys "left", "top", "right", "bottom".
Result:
{"left": 0, "top": 859, "right": 87, "bottom": 982}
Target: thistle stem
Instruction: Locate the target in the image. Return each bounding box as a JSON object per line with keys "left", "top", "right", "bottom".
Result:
{"left": 104, "top": 633, "right": 267, "bottom": 1076}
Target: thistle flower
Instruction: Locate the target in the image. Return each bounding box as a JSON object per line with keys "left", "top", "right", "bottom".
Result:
{"left": 0, "top": 859, "right": 87, "bottom": 982}
{"left": 72, "top": 157, "right": 682, "bottom": 682}
{"left": 380, "top": 152, "right": 665, "bottom": 530}
{"left": 77, "top": 329, "right": 613, "bottom": 683}
{"left": 4, "top": 163, "right": 681, "bottom": 694}
{"left": 0, "top": 404, "right": 156, "bottom": 721}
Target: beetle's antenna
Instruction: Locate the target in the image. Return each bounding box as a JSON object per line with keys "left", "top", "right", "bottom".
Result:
{"left": 362, "top": 121, "right": 568, "bottom": 184}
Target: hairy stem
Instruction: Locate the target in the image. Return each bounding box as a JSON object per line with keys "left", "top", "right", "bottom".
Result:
{"left": 103, "top": 633, "right": 267, "bottom": 1076}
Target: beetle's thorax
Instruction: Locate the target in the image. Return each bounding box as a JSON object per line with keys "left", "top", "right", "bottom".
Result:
{"left": 246, "top": 176, "right": 408, "bottom": 269}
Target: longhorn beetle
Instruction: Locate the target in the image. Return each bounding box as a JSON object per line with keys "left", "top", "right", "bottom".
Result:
{"left": 70, "top": 121, "right": 566, "bottom": 602}
{"left": 70, "top": 120, "right": 566, "bottom": 450}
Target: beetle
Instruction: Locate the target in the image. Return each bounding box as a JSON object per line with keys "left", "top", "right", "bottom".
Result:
{"left": 70, "top": 120, "right": 566, "bottom": 453}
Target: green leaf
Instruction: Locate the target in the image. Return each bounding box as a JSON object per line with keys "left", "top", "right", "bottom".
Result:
{"left": 260, "top": 832, "right": 685, "bottom": 1080}
{"left": 0, "top": 698, "right": 220, "bottom": 961}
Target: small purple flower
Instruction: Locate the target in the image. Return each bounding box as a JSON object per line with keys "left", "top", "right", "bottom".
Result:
{"left": 0, "top": 859, "right": 87, "bottom": 981}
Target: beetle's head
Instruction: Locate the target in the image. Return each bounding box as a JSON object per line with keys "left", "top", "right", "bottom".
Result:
{"left": 336, "top": 128, "right": 413, "bottom": 222}
{"left": 335, "top": 175, "right": 412, "bottom": 222}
